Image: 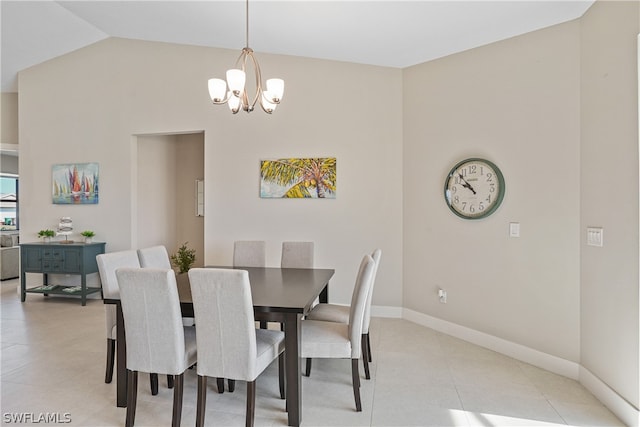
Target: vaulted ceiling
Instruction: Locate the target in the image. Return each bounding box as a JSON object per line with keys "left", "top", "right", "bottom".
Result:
{"left": 1, "top": 1, "right": 594, "bottom": 93}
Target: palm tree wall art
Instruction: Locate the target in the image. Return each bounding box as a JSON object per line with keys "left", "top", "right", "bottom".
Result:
{"left": 260, "top": 158, "right": 336, "bottom": 198}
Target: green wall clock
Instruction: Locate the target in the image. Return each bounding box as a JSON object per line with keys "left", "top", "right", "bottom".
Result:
{"left": 444, "top": 158, "right": 505, "bottom": 220}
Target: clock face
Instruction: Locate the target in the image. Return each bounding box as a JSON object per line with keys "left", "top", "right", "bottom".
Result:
{"left": 444, "top": 158, "right": 505, "bottom": 219}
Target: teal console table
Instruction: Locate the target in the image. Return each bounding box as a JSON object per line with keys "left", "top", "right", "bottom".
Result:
{"left": 20, "top": 242, "right": 106, "bottom": 306}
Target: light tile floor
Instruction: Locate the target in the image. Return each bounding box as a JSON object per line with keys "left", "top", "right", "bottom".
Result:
{"left": 1, "top": 278, "right": 624, "bottom": 426}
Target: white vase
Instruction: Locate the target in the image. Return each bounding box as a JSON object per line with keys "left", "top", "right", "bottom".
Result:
{"left": 84, "top": 237, "right": 92, "bottom": 244}
{"left": 43, "top": 236, "right": 51, "bottom": 243}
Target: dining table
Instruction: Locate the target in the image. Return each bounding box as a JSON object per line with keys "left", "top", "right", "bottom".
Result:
{"left": 103, "top": 266, "right": 335, "bottom": 427}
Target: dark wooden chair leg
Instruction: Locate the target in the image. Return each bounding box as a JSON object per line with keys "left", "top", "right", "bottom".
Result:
{"left": 246, "top": 380, "right": 256, "bottom": 427}
{"left": 125, "top": 370, "right": 138, "bottom": 427}
{"left": 361, "top": 334, "right": 370, "bottom": 380}
{"left": 351, "top": 359, "right": 362, "bottom": 412}
{"left": 150, "top": 373, "right": 159, "bottom": 395}
{"left": 228, "top": 379, "right": 236, "bottom": 392}
{"left": 105, "top": 338, "right": 115, "bottom": 383}
{"left": 278, "top": 353, "right": 286, "bottom": 399}
{"left": 305, "top": 358, "right": 312, "bottom": 376}
{"left": 366, "top": 333, "right": 372, "bottom": 362}
{"left": 216, "top": 377, "right": 225, "bottom": 393}
{"left": 259, "top": 320, "right": 268, "bottom": 329}
{"left": 167, "top": 375, "right": 174, "bottom": 389}
{"left": 196, "top": 375, "right": 207, "bottom": 427}
{"left": 171, "top": 373, "right": 184, "bottom": 427}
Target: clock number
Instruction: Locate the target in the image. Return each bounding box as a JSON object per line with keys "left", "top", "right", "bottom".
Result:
{"left": 479, "top": 202, "right": 484, "bottom": 211}
{"left": 469, "top": 204, "right": 475, "bottom": 213}
{"left": 486, "top": 172, "right": 492, "bottom": 181}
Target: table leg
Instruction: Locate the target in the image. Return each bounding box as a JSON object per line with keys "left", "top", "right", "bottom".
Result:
{"left": 116, "top": 302, "right": 128, "bottom": 407}
{"left": 20, "top": 273, "right": 26, "bottom": 302}
{"left": 282, "top": 312, "right": 302, "bottom": 427}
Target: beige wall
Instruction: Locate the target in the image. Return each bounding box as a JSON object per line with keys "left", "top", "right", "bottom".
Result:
{"left": 1, "top": 93, "right": 19, "bottom": 174}
{"left": 403, "top": 21, "right": 581, "bottom": 362}
{"left": 1, "top": 93, "right": 19, "bottom": 144}
{"left": 580, "top": 0, "right": 640, "bottom": 410}
{"left": 18, "top": 37, "right": 404, "bottom": 308}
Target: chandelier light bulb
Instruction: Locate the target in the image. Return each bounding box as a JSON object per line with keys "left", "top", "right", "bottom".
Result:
{"left": 226, "top": 69, "right": 246, "bottom": 96}
{"left": 208, "top": 78, "right": 227, "bottom": 102}
{"left": 266, "top": 78, "right": 284, "bottom": 103}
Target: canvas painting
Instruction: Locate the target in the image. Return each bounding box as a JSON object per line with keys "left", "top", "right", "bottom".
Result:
{"left": 260, "top": 158, "right": 336, "bottom": 199}
{"left": 52, "top": 163, "right": 99, "bottom": 204}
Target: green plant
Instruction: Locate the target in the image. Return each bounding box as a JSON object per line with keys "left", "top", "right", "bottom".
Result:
{"left": 171, "top": 242, "right": 196, "bottom": 274}
{"left": 37, "top": 229, "right": 55, "bottom": 238}
{"left": 80, "top": 230, "right": 95, "bottom": 238}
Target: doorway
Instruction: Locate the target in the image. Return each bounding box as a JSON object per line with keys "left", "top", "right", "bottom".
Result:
{"left": 134, "top": 132, "right": 204, "bottom": 266}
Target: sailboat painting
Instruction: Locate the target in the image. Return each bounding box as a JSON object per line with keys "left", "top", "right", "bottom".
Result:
{"left": 52, "top": 163, "right": 99, "bottom": 205}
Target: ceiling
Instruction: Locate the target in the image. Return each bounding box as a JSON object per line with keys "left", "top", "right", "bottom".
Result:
{"left": 1, "top": 1, "right": 594, "bottom": 93}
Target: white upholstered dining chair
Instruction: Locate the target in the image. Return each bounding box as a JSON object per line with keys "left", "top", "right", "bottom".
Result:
{"left": 138, "top": 244, "right": 194, "bottom": 333}
{"left": 96, "top": 251, "right": 142, "bottom": 384}
{"left": 235, "top": 240, "right": 268, "bottom": 331}
{"left": 233, "top": 241, "right": 266, "bottom": 267}
{"left": 188, "top": 268, "right": 286, "bottom": 427}
{"left": 300, "top": 254, "right": 376, "bottom": 412}
{"left": 137, "top": 245, "right": 172, "bottom": 269}
{"left": 280, "top": 241, "right": 314, "bottom": 269}
{"left": 116, "top": 268, "right": 197, "bottom": 427}
{"left": 305, "top": 249, "right": 381, "bottom": 379}
{"left": 97, "top": 250, "right": 174, "bottom": 395}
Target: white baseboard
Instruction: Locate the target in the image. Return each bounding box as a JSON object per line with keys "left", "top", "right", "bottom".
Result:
{"left": 580, "top": 366, "right": 639, "bottom": 427}
{"left": 402, "top": 307, "right": 579, "bottom": 379}
{"left": 399, "top": 308, "right": 638, "bottom": 427}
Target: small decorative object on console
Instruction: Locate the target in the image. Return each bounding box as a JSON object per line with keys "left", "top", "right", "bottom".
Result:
{"left": 58, "top": 217, "right": 74, "bottom": 243}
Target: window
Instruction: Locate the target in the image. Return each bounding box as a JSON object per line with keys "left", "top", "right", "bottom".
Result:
{"left": 1, "top": 174, "right": 18, "bottom": 230}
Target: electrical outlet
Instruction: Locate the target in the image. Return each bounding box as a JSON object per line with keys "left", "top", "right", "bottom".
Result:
{"left": 438, "top": 289, "right": 447, "bottom": 303}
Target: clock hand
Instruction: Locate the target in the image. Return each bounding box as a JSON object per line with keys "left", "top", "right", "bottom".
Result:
{"left": 458, "top": 173, "right": 476, "bottom": 195}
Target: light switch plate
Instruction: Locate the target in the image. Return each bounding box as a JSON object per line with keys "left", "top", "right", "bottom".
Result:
{"left": 587, "top": 227, "right": 603, "bottom": 247}
{"left": 509, "top": 222, "right": 520, "bottom": 238}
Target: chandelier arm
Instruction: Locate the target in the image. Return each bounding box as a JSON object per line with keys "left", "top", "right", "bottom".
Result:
{"left": 211, "top": 91, "right": 233, "bottom": 105}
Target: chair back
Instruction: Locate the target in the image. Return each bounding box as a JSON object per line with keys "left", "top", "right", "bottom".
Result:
{"left": 97, "top": 250, "right": 141, "bottom": 299}
{"left": 362, "top": 249, "right": 382, "bottom": 333}
{"left": 281, "top": 241, "right": 314, "bottom": 269}
{"left": 188, "top": 268, "right": 259, "bottom": 380}
{"left": 348, "top": 255, "right": 376, "bottom": 358}
{"left": 116, "top": 268, "right": 187, "bottom": 375}
{"left": 233, "top": 241, "right": 266, "bottom": 267}
{"left": 137, "top": 245, "right": 172, "bottom": 269}
{"left": 97, "top": 250, "right": 141, "bottom": 340}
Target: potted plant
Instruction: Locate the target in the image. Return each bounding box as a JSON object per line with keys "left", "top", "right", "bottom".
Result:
{"left": 170, "top": 242, "right": 196, "bottom": 274}
{"left": 37, "top": 229, "right": 55, "bottom": 243}
{"left": 80, "top": 230, "right": 95, "bottom": 243}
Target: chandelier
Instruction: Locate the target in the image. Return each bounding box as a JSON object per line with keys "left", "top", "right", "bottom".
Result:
{"left": 207, "top": 0, "right": 284, "bottom": 114}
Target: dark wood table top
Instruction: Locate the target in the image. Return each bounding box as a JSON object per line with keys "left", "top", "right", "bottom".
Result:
{"left": 176, "top": 266, "right": 335, "bottom": 314}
